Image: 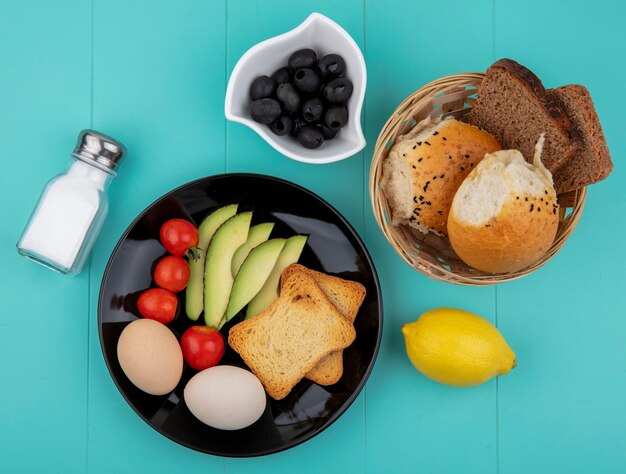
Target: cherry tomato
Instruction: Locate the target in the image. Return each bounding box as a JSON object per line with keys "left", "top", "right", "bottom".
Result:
{"left": 180, "top": 326, "right": 225, "bottom": 370}
{"left": 137, "top": 288, "right": 178, "bottom": 323}
{"left": 159, "top": 219, "right": 199, "bottom": 256}
{"left": 154, "top": 255, "right": 190, "bottom": 292}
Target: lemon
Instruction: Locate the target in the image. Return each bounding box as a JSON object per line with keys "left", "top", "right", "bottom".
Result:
{"left": 402, "top": 307, "right": 516, "bottom": 386}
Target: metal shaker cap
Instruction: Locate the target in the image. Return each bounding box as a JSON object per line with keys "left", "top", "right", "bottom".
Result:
{"left": 72, "top": 129, "right": 126, "bottom": 173}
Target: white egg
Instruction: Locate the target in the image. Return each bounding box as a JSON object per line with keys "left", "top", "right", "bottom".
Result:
{"left": 184, "top": 365, "right": 266, "bottom": 430}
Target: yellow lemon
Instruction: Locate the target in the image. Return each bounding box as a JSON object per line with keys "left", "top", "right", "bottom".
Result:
{"left": 402, "top": 307, "right": 516, "bottom": 386}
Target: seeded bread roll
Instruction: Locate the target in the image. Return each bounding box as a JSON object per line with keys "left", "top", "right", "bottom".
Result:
{"left": 448, "top": 136, "right": 559, "bottom": 273}
{"left": 382, "top": 117, "right": 501, "bottom": 235}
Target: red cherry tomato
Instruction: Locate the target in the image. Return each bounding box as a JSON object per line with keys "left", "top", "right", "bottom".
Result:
{"left": 137, "top": 288, "right": 178, "bottom": 323}
{"left": 154, "top": 255, "right": 190, "bottom": 292}
{"left": 180, "top": 326, "right": 225, "bottom": 370}
{"left": 159, "top": 219, "right": 199, "bottom": 256}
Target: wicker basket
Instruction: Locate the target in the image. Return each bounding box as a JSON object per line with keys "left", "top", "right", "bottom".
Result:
{"left": 369, "top": 73, "right": 586, "bottom": 285}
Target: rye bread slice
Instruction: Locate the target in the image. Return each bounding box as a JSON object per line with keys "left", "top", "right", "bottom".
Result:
{"left": 228, "top": 270, "right": 356, "bottom": 400}
{"left": 281, "top": 264, "right": 366, "bottom": 385}
{"left": 550, "top": 84, "right": 613, "bottom": 193}
{"left": 467, "top": 58, "right": 581, "bottom": 172}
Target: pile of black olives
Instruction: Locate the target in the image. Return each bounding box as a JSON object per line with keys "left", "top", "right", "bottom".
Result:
{"left": 249, "top": 48, "right": 353, "bottom": 149}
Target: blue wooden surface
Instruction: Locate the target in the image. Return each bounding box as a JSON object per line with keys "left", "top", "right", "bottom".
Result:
{"left": 1, "top": 1, "right": 625, "bottom": 472}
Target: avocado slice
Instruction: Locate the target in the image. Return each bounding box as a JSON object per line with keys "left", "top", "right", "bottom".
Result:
{"left": 224, "top": 238, "right": 286, "bottom": 324}
{"left": 203, "top": 212, "right": 252, "bottom": 328}
{"left": 231, "top": 222, "right": 275, "bottom": 277}
{"left": 185, "top": 204, "right": 238, "bottom": 320}
{"left": 245, "top": 235, "right": 308, "bottom": 319}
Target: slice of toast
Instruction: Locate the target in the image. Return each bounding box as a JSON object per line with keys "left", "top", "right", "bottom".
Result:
{"left": 228, "top": 270, "right": 356, "bottom": 400}
{"left": 467, "top": 58, "right": 581, "bottom": 172}
{"left": 549, "top": 85, "right": 613, "bottom": 193}
{"left": 282, "top": 264, "right": 366, "bottom": 385}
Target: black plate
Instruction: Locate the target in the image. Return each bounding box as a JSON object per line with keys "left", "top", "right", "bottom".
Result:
{"left": 98, "top": 173, "right": 382, "bottom": 457}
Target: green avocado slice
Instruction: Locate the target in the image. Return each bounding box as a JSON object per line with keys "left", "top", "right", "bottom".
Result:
{"left": 223, "top": 238, "right": 286, "bottom": 324}
{"left": 203, "top": 212, "right": 252, "bottom": 328}
{"left": 245, "top": 235, "right": 308, "bottom": 319}
{"left": 185, "top": 204, "right": 238, "bottom": 320}
{"left": 231, "top": 222, "right": 275, "bottom": 277}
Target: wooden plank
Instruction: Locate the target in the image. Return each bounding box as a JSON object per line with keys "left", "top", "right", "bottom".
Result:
{"left": 224, "top": 1, "right": 366, "bottom": 472}
{"left": 86, "top": 1, "right": 227, "bottom": 472}
{"left": 494, "top": 1, "right": 626, "bottom": 472}
{"left": 363, "top": 0, "right": 498, "bottom": 473}
{"left": 0, "top": 1, "right": 92, "bottom": 471}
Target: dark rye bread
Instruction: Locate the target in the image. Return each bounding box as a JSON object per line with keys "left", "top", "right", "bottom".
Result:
{"left": 550, "top": 85, "right": 613, "bottom": 193}
{"left": 468, "top": 58, "right": 581, "bottom": 172}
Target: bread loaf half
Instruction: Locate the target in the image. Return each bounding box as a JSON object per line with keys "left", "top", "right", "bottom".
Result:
{"left": 382, "top": 117, "right": 501, "bottom": 235}
{"left": 448, "top": 136, "right": 559, "bottom": 273}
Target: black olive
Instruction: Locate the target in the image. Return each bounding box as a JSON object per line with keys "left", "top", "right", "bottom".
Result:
{"left": 323, "top": 77, "right": 353, "bottom": 103}
{"left": 249, "top": 75, "right": 276, "bottom": 100}
{"left": 276, "top": 83, "right": 300, "bottom": 114}
{"left": 297, "top": 125, "right": 324, "bottom": 149}
{"left": 250, "top": 98, "right": 281, "bottom": 124}
{"left": 270, "top": 67, "right": 291, "bottom": 85}
{"left": 288, "top": 48, "right": 317, "bottom": 71}
{"left": 301, "top": 97, "right": 324, "bottom": 123}
{"left": 289, "top": 116, "right": 307, "bottom": 138}
{"left": 324, "top": 105, "right": 348, "bottom": 130}
{"left": 293, "top": 68, "right": 321, "bottom": 93}
{"left": 317, "top": 54, "right": 346, "bottom": 78}
{"left": 269, "top": 115, "right": 292, "bottom": 136}
{"left": 319, "top": 124, "right": 338, "bottom": 140}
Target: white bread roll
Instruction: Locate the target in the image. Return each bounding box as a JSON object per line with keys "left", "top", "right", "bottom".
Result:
{"left": 448, "top": 135, "right": 559, "bottom": 273}
{"left": 382, "top": 117, "right": 501, "bottom": 235}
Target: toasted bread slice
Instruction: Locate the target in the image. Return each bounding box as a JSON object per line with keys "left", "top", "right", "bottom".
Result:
{"left": 467, "top": 58, "right": 581, "bottom": 172}
{"left": 281, "top": 264, "right": 366, "bottom": 385}
{"left": 228, "top": 271, "right": 356, "bottom": 400}
{"left": 550, "top": 85, "right": 613, "bottom": 192}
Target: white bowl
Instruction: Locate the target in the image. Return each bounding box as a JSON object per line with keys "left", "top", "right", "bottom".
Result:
{"left": 225, "top": 13, "right": 367, "bottom": 164}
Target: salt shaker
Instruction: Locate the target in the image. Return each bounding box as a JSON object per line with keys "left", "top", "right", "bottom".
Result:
{"left": 17, "top": 130, "right": 126, "bottom": 275}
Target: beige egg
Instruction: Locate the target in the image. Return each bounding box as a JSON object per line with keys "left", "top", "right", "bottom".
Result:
{"left": 117, "top": 318, "right": 183, "bottom": 395}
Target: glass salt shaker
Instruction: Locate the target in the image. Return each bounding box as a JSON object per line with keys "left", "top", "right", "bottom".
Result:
{"left": 17, "top": 130, "right": 126, "bottom": 275}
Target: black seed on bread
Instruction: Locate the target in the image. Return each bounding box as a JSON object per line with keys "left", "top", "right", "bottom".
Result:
{"left": 467, "top": 58, "right": 581, "bottom": 172}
